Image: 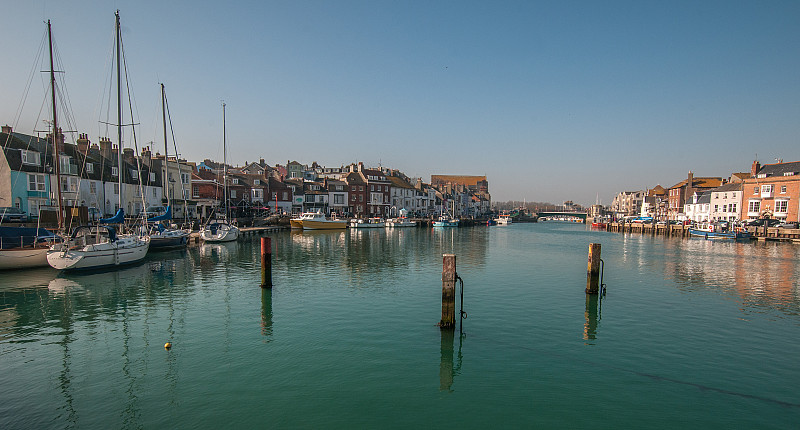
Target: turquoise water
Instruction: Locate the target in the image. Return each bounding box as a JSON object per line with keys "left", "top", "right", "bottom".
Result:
{"left": 1, "top": 223, "right": 798, "bottom": 429}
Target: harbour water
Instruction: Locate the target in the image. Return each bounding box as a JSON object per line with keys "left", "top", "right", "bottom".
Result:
{"left": 1, "top": 222, "right": 798, "bottom": 428}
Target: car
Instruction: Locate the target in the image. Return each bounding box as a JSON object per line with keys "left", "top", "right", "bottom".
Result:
{"left": 87, "top": 207, "right": 101, "bottom": 222}
{"left": 0, "top": 207, "right": 27, "bottom": 222}
{"left": 777, "top": 222, "right": 798, "bottom": 229}
{"left": 746, "top": 218, "right": 781, "bottom": 227}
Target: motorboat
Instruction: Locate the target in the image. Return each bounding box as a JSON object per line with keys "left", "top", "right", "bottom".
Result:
{"left": 386, "top": 217, "right": 417, "bottom": 227}
{"left": 350, "top": 218, "right": 385, "bottom": 228}
{"left": 0, "top": 227, "right": 59, "bottom": 270}
{"left": 291, "top": 212, "right": 347, "bottom": 230}
{"left": 688, "top": 222, "right": 751, "bottom": 241}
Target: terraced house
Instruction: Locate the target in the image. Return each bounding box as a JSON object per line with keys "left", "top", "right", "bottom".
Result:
{"left": 741, "top": 160, "right": 800, "bottom": 222}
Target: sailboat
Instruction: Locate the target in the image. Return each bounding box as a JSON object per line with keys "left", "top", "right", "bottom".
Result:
{"left": 0, "top": 20, "right": 64, "bottom": 270}
{"left": 146, "top": 84, "right": 189, "bottom": 250}
{"left": 200, "top": 103, "right": 239, "bottom": 242}
{"left": 47, "top": 11, "right": 150, "bottom": 271}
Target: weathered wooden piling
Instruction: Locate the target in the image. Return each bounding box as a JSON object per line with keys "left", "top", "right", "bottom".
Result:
{"left": 586, "top": 243, "right": 602, "bottom": 294}
{"left": 260, "top": 236, "right": 272, "bottom": 288}
{"left": 439, "top": 254, "right": 457, "bottom": 329}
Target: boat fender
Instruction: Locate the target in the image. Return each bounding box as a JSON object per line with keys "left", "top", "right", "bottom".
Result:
{"left": 164, "top": 342, "right": 172, "bottom": 350}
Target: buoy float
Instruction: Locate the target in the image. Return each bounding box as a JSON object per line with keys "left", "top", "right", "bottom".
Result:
{"left": 164, "top": 342, "right": 172, "bottom": 349}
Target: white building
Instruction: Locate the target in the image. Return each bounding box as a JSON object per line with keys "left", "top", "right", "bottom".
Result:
{"left": 710, "top": 183, "right": 742, "bottom": 222}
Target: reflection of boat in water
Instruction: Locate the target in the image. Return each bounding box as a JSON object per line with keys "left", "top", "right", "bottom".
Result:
{"left": 290, "top": 212, "right": 348, "bottom": 230}
{"left": 688, "top": 222, "right": 751, "bottom": 241}
{"left": 350, "top": 218, "right": 385, "bottom": 228}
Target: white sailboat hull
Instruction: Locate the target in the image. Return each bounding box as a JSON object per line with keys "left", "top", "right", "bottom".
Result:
{"left": 0, "top": 247, "right": 51, "bottom": 270}
{"left": 47, "top": 236, "right": 150, "bottom": 271}
{"left": 200, "top": 223, "right": 239, "bottom": 242}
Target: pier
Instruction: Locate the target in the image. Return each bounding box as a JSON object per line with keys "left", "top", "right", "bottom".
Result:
{"left": 600, "top": 221, "right": 800, "bottom": 243}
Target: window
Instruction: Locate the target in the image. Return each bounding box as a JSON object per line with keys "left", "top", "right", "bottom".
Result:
{"left": 28, "top": 173, "right": 46, "bottom": 192}
{"left": 254, "top": 179, "right": 260, "bottom": 185}
{"left": 371, "top": 185, "right": 374, "bottom": 191}
{"left": 86, "top": 163, "right": 94, "bottom": 174}
{"left": 351, "top": 186, "right": 356, "bottom": 192}
{"left": 232, "top": 178, "right": 239, "bottom": 185}
{"left": 112, "top": 167, "right": 118, "bottom": 177}
{"left": 59, "top": 155, "right": 71, "bottom": 173}
{"left": 181, "top": 173, "right": 189, "bottom": 185}
{"left": 114, "top": 183, "right": 119, "bottom": 194}
{"left": 90, "top": 181, "right": 97, "bottom": 194}
{"left": 761, "top": 185, "right": 773, "bottom": 193}
{"left": 194, "top": 186, "right": 200, "bottom": 197}
{"left": 131, "top": 169, "right": 138, "bottom": 180}
{"left": 753, "top": 186, "right": 758, "bottom": 194}
{"left": 775, "top": 200, "right": 789, "bottom": 213}
{"left": 135, "top": 186, "right": 141, "bottom": 197}
{"left": 153, "top": 187, "right": 157, "bottom": 197}
{"left": 748, "top": 200, "right": 760, "bottom": 213}
{"left": 352, "top": 194, "right": 357, "bottom": 202}
{"left": 230, "top": 190, "right": 237, "bottom": 198}
{"left": 150, "top": 172, "right": 156, "bottom": 182}
{"left": 334, "top": 194, "right": 344, "bottom": 204}
{"left": 780, "top": 185, "right": 787, "bottom": 194}
{"left": 730, "top": 203, "right": 737, "bottom": 214}
{"left": 20, "top": 150, "right": 40, "bottom": 165}
{"left": 282, "top": 192, "right": 288, "bottom": 200}
{"left": 359, "top": 195, "right": 363, "bottom": 202}
{"left": 359, "top": 186, "right": 364, "bottom": 191}
{"left": 722, "top": 204, "right": 727, "bottom": 213}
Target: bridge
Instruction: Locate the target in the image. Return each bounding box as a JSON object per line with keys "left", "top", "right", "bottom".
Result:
{"left": 535, "top": 211, "right": 588, "bottom": 221}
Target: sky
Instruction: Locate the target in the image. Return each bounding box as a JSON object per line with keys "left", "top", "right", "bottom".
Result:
{"left": 2, "top": 0, "right": 799, "bottom": 205}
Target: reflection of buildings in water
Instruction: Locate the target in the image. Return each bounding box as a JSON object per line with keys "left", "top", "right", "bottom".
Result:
{"left": 430, "top": 227, "right": 489, "bottom": 268}
{"left": 663, "top": 239, "right": 800, "bottom": 316}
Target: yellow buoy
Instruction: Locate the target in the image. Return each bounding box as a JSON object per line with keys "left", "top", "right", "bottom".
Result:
{"left": 164, "top": 342, "right": 172, "bottom": 349}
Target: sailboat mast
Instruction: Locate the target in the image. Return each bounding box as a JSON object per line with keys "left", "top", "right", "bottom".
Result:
{"left": 47, "top": 20, "right": 64, "bottom": 230}
{"left": 115, "top": 10, "right": 122, "bottom": 212}
{"left": 161, "top": 83, "right": 169, "bottom": 207}
{"left": 222, "top": 102, "right": 228, "bottom": 221}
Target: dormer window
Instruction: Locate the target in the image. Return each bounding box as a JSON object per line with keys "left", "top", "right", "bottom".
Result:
{"left": 784, "top": 172, "right": 795, "bottom": 176}
{"left": 20, "top": 150, "right": 40, "bottom": 165}
{"left": 130, "top": 169, "right": 138, "bottom": 180}
{"left": 86, "top": 163, "right": 94, "bottom": 174}
{"left": 112, "top": 166, "right": 118, "bottom": 177}
{"left": 757, "top": 173, "right": 767, "bottom": 178}
{"left": 254, "top": 179, "right": 260, "bottom": 185}
{"left": 232, "top": 178, "right": 239, "bottom": 185}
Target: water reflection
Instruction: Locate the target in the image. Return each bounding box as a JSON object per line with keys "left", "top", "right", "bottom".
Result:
{"left": 662, "top": 239, "right": 800, "bottom": 317}
{"left": 583, "top": 294, "right": 600, "bottom": 342}
{"left": 439, "top": 328, "right": 465, "bottom": 392}
{"left": 261, "top": 288, "right": 273, "bottom": 340}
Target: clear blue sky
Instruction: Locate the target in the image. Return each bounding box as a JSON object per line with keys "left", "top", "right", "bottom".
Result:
{"left": 2, "top": 0, "right": 799, "bottom": 205}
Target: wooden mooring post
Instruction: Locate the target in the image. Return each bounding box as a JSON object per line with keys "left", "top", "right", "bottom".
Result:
{"left": 260, "top": 236, "right": 272, "bottom": 288}
{"left": 439, "top": 254, "right": 456, "bottom": 329}
{"left": 586, "top": 243, "right": 601, "bottom": 294}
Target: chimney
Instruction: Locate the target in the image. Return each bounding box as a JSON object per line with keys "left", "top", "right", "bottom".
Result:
{"left": 358, "top": 162, "right": 364, "bottom": 172}
{"left": 1, "top": 125, "right": 11, "bottom": 134}
{"left": 141, "top": 146, "right": 152, "bottom": 167}
{"left": 76, "top": 133, "right": 90, "bottom": 154}
{"left": 751, "top": 160, "right": 761, "bottom": 177}
{"left": 122, "top": 148, "right": 134, "bottom": 163}
{"left": 100, "top": 137, "right": 113, "bottom": 160}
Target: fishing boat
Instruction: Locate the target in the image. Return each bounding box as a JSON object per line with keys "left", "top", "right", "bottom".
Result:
{"left": 495, "top": 214, "right": 513, "bottom": 225}
{"left": 146, "top": 84, "right": 189, "bottom": 249}
{"left": 349, "top": 217, "right": 385, "bottom": 228}
{"left": 200, "top": 103, "right": 239, "bottom": 243}
{"left": 290, "top": 211, "right": 347, "bottom": 230}
{"left": 688, "top": 222, "right": 751, "bottom": 241}
{"left": 433, "top": 216, "right": 459, "bottom": 227}
{"left": 47, "top": 11, "right": 150, "bottom": 271}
